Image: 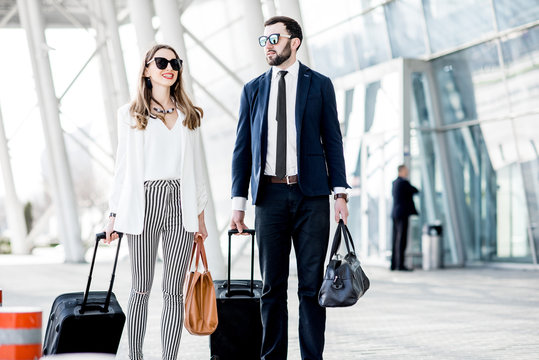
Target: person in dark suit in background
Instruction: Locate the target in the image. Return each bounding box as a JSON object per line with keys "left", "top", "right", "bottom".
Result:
{"left": 391, "top": 164, "right": 419, "bottom": 271}
{"left": 230, "top": 16, "right": 349, "bottom": 360}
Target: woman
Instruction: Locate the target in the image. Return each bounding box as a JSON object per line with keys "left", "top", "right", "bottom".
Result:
{"left": 104, "top": 44, "right": 207, "bottom": 360}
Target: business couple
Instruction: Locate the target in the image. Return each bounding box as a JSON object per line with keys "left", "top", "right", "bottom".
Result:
{"left": 105, "top": 16, "right": 348, "bottom": 360}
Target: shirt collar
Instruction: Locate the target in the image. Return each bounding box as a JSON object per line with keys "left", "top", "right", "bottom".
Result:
{"left": 272, "top": 59, "right": 299, "bottom": 80}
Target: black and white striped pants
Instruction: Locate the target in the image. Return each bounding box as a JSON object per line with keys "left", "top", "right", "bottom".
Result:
{"left": 126, "top": 179, "right": 194, "bottom": 360}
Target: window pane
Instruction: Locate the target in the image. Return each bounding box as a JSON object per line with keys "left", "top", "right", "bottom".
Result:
{"left": 423, "top": 0, "right": 495, "bottom": 53}
{"left": 493, "top": 0, "right": 539, "bottom": 31}
{"left": 299, "top": 0, "right": 364, "bottom": 35}
{"left": 385, "top": 0, "right": 427, "bottom": 58}
{"left": 431, "top": 41, "right": 508, "bottom": 125}
{"left": 515, "top": 116, "right": 539, "bottom": 263}
{"left": 309, "top": 21, "right": 361, "bottom": 78}
{"left": 351, "top": 7, "right": 391, "bottom": 68}
{"left": 501, "top": 26, "right": 539, "bottom": 114}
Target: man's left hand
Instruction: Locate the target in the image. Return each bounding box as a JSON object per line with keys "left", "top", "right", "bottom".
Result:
{"left": 334, "top": 198, "right": 349, "bottom": 224}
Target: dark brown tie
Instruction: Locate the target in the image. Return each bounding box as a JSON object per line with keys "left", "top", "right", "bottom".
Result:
{"left": 276, "top": 70, "right": 288, "bottom": 179}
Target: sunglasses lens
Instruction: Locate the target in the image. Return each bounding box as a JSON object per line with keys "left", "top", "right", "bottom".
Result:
{"left": 269, "top": 34, "right": 279, "bottom": 45}
{"left": 170, "top": 59, "right": 181, "bottom": 71}
{"left": 258, "top": 36, "right": 267, "bottom": 47}
{"left": 155, "top": 58, "right": 167, "bottom": 69}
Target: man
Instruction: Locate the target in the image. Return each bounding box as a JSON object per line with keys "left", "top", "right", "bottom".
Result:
{"left": 391, "top": 164, "right": 419, "bottom": 271}
{"left": 230, "top": 16, "right": 349, "bottom": 360}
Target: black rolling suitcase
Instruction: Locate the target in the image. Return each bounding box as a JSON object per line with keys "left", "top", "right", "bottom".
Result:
{"left": 42, "top": 232, "right": 126, "bottom": 355}
{"left": 210, "top": 229, "right": 263, "bottom": 360}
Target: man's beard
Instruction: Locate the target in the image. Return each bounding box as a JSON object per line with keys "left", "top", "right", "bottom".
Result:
{"left": 266, "top": 41, "right": 292, "bottom": 66}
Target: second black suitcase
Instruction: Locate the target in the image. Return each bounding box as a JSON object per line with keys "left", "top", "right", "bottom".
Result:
{"left": 210, "top": 229, "right": 263, "bottom": 360}
{"left": 42, "top": 232, "right": 126, "bottom": 355}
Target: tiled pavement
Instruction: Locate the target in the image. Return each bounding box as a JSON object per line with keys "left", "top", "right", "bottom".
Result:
{"left": 1, "top": 248, "right": 538, "bottom": 359}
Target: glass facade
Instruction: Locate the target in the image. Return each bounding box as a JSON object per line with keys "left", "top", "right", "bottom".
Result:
{"left": 304, "top": 0, "right": 539, "bottom": 265}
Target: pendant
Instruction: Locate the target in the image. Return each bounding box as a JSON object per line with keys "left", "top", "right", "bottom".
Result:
{"left": 153, "top": 106, "right": 175, "bottom": 114}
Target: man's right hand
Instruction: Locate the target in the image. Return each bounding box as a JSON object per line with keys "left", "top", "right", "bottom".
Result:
{"left": 230, "top": 210, "right": 248, "bottom": 233}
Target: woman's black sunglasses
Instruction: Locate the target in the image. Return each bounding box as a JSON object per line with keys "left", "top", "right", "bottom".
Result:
{"left": 146, "top": 57, "right": 183, "bottom": 71}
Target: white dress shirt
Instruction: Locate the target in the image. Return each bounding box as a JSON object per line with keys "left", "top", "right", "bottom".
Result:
{"left": 232, "top": 60, "right": 345, "bottom": 211}
{"left": 144, "top": 112, "right": 182, "bottom": 181}
{"left": 265, "top": 60, "right": 299, "bottom": 177}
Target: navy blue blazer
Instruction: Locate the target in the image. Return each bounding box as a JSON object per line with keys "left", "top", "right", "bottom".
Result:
{"left": 231, "top": 62, "right": 349, "bottom": 204}
{"left": 391, "top": 177, "right": 419, "bottom": 219}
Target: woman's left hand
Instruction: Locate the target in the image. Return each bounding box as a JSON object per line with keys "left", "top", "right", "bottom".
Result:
{"left": 195, "top": 210, "right": 208, "bottom": 241}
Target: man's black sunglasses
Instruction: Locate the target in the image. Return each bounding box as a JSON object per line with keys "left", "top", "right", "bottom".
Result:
{"left": 146, "top": 57, "right": 183, "bottom": 71}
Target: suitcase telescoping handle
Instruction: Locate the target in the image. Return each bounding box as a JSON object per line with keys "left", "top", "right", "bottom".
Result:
{"left": 227, "top": 229, "right": 256, "bottom": 297}
{"left": 81, "top": 231, "right": 123, "bottom": 314}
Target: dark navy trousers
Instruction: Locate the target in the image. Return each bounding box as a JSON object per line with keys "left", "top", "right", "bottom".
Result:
{"left": 255, "top": 182, "right": 330, "bottom": 360}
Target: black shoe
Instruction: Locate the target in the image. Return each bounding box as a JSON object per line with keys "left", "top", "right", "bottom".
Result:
{"left": 398, "top": 266, "right": 413, "bottom": 272}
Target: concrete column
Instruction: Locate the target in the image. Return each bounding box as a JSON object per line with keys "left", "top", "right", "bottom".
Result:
{"left": 100, "top": 0, "right": 130, "bottom": 105}
{"left": 261, "top": 0, "right": 277, "bottom": 18}
{"left": 153, "top": 0, "right": 194, "bottom": 96}
{"left": 277, "top": 0, "right": 312, "bottom": 67}
{"left": 17, "top": 0, "right": 84, "bottom": 263}
{"left": 88, "top": 0, "right": 118, "bottom": 152}
{"left": 153, "top": 0, "right": 225, "bottom": 277}
{"left": 127, "top": 0, "right": 156, "bottom": 57}
{"left": 0, "top": 105, "right": 29, "bottom": 254}
{"left": 241, "top": 0, "right": 268, "bottom": 77}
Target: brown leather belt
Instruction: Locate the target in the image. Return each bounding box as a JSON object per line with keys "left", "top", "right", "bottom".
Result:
{"left": 266, "top": 175, "right": 298, "bottom": 184}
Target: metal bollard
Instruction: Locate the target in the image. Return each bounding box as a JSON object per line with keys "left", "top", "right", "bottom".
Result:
{"left": 0, "top": 307, "right": 42, "bottom": 360}
{"left": 422, "top": 223, "right": 443, "bottom": 270}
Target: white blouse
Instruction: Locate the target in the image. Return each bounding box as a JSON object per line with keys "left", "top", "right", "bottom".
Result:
{"left": 143, "top": 111, "right": 183, "bottom": 181}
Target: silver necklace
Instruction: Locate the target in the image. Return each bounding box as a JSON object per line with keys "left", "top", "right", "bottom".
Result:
{"left": 152, "top": 106, "right": 175, "bottom": 114}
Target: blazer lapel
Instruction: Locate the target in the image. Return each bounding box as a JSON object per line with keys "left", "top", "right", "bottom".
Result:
{"left": 258, "top": 68, "right": 272, "bottom": 168}
{"left": 295, "top": 62, "right": 311, "bottom": 148}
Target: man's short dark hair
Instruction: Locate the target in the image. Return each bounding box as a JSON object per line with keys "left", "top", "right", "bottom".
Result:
{"left": 398, "top": 165, "right": 407, "bottom": 173}
{"left": 264, "top": 16, "right": 303, "bottom": 49}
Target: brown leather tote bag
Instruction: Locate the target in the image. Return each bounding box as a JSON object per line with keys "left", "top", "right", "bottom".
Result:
{"left": 184, "top": 235, "right": 218, "bottom": 335}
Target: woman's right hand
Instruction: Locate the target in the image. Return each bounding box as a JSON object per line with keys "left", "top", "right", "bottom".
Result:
{"left": 104, "top": 216, "right": 119, "bottom": 244}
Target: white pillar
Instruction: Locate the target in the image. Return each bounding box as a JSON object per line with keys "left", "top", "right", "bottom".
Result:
{"left": 153, "top": 0, "right": 194, "bottom": 96}
{"left": 153, "top": 0, "right": 225, "bottom": 277}
{"left": 261, "top": 0, "right": 277, "bottom": 18}
{"left": 127, "top": 0, "right": 156, "bottom": 57}
{"left": 241, "top": 0, "right": 268, "bottom": 77}
{"left": 0, "top": 105, "right": 29, "bottom": 254}
{"left": 17, "top": 0, "right": 84, "bottom": 263}
{"left": 100, "top": 0, "right": 130, "bottom": 105}
{"left": 277, "top": 0, "right": 312, "bottom": 67}
{"left": 88, "top": 0, "right": 118, "bottom": 152}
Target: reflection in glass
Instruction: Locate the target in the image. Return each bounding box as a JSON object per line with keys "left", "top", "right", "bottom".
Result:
{"left": 514, "top": 116, "right": 539, "bottom": 263}
{"left": 493, "top": 0, "right": 539, "bottom": 31}
{"left": 299, "top": 0, "right": 364, "bottom": 35}
{"left": 351, "top": 6, "right": 391, "bottom": 68}
{"left": 423, "top": 0, "right": 495, "bottom": 53}
{"left": 309, "top": 21, "right": 360, "bottom": 78}
{"left": 385, "top": 0, "right": 427, "bottom": 58}
{"left": 442, "top": 126, "right": 499, "bottom": 262}
{"left": 432, "top": 41, "right": 508, "bottom": 124}
{"left": 496, "top": 163, "right": 530, "bottom": 260}
{"left": 501, "top": 26, "right": 539, "bottom": 115}
{"left": 342, "top": 72, "right": 401, "bottom": 261}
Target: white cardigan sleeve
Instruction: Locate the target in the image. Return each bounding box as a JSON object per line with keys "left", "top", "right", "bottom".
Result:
{"left": 194, "top": 127, "right": 208, "bottom": 215}
{"left": 108, "top": 105, "right": 130, "bottom": 214}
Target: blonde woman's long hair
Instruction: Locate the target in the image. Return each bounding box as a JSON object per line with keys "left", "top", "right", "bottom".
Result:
{"left": 129, "top": 44, "right": 203, "bottom": 130}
